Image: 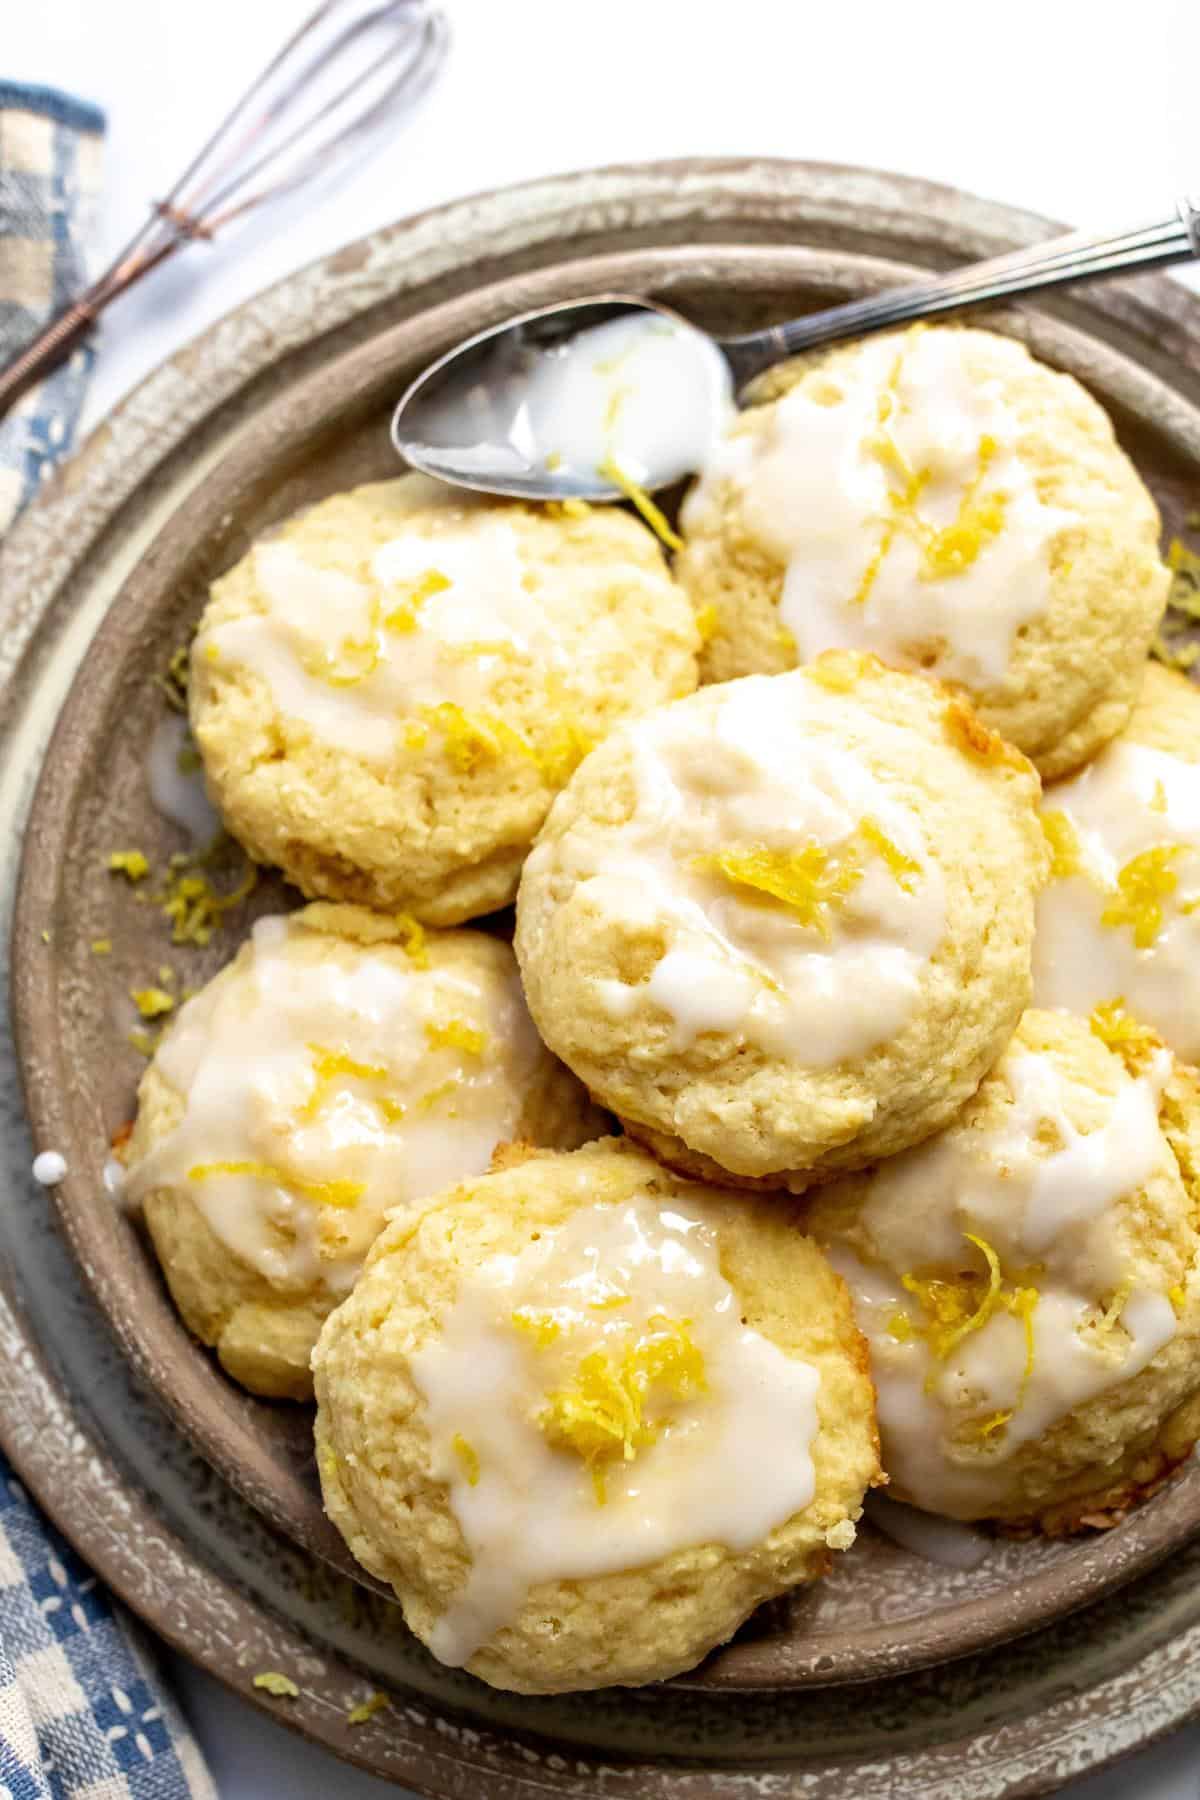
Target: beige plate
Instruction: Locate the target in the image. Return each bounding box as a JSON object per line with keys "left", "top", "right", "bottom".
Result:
{"left": 6, "top": 159, "right": 1200, "bottom": 1793}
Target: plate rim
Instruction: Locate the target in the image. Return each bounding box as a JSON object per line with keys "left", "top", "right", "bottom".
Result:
{"left": 6, "top": 153, "right": 1200, "bottom": 1794}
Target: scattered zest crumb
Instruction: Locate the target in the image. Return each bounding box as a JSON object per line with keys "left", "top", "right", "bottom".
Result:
{"left": 131, "top": 986, "right": 175, "bottom": 1019}
{"left": 107, "top": 850, "right": 150, "bottom": 882}
{"left": 252, "top": 1671, "right": 300, "bottom": 1699}
{"left": 393, "top": 912, "right": 429, "bottom": 969}
{"left": 91, "top": 938, "right": 112, "bottom": 956}
{"left": 346, "top": 1690, "right": 389, "bottom": 1727}
{"left": 943, "top": 699, "right": 1014, "bottom": 766}
{"left": 40, "top": 930, "right": 50, "bottom": 944}
{"left": 127, "top": 1028, "right": 159, "bottom": 1057}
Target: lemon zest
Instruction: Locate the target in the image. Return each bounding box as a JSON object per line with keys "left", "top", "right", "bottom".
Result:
{"left": 382, "top": 568, "right": 451, "bottom": 634}
{"left": 512, "top": 1307, "right": 563, "bottom": 1348}
{"left": 108, "top": 850, "right": 149, "bottom": 882}
{"left": 694, "top": 603, "right": 719, "bottom": 645}
{"left": 91, "top": 938, "right": 112, "bottom": 956}
{"left": 1088, "top": 999, "right": 1162, "bottom": 1075}
{"left": 536, "top": 1315, "right": 706, "bottom": 1504}
{"left": 131, "top": 986, "right": 175, "bottom": 1019}
{"left": 1170, "top": 1282, "right": 1187, "bottom": 1313}
{"left": 393, "top": 912, "right": 429, "bottom": 969}
{"left": 424, "top": 1018, "right": 486, "bottom": 1056}
{"left": 418, "top": 1077, "right": 461, "bottom": 1112}
{"left": 253, "top": 1672, "right": 299, "bottom": 1699}
{"left": 422, "top": 702, "right": 536, "bottom": 773}
{"left": 805, "top": 651, "right": 873, "bottom": 693}
{"left": 188, "top": 1160, "right": 364, "bottom": 1209}
{"left": 1101, "top": 846, "right": 1185, "bottom": 948}
{"left": 157, "top": 859, "right": 258, "bottom": 947}
{"left": 597, "top": 454, "right": 683, "bottom": 552}
{"left": 127, "top": 1028, "right": 158, "bottom": 1057}
{"left": 1041, "top": 810, "right": 1082, "bottom": 880}
{"left": 347, "top": 1691, "right": 389, "bottom": 1727}
{"left": 300, "top": 1045, "right": 389, "bottom": 1122}
{"left": 858, "top": 818, "right": 921, "bottom": 891}
{"left": 695, "top": 819, "right": 920, "bottom": 939}
{"left": 451, "top": 1433, "right": 481, "bottom": 1486}
{"left": 545, "top": 496, "right": 592, "bottom": 520}
{"left": 886, "top": 1309, "right": 914, "bottom": 1342}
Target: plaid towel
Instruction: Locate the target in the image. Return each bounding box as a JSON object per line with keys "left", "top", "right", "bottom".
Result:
{"left": 0, "top": 81, "right": 104, "bottom": 532}
{"left": 0, "top": 81, "right": 216, "bottom": 1800}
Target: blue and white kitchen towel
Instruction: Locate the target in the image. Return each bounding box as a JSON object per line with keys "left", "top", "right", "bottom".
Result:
{"left": 0, "top": 79, "right": 215, "bottom": 1799}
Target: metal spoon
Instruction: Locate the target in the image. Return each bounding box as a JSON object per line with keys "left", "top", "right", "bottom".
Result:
{"left": 392, "top": 197, "right": 1200, "bottom": 503}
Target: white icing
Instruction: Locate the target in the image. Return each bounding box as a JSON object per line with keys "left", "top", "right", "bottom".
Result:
{"left": 864, "top": 1492, "right": 989, "bottom": 1569}
{"left": 516, "top": 312, "right": 733, "bottom": 487}
{"left": 410, "top": 1192, "right": 821, "bottom": 1667}
{"left": 685, "top": 330, "right": 1069, "bottom": 691}
{"left": 566, "top": 671, "right": 946, "bottom": 1064}
{"left": 1033, "top": 740, "right": 1200, "bottom": 1059}
{"left": 822, "top": 1040, "right": 1178, "bottom": 1518}
{"left": 196, "top": 519, "right": 565, "bottom": 761}
{"left": 32, "top": 1151, "right": 67, "bottom": 1187}
{"left": 146, "top": 712, "right": 221, "bottom": 847}
{"left": 124, "top": 914, "right": 541, "bottom": 1292}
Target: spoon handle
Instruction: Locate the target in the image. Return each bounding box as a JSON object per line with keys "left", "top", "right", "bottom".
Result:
{"left": 723, "top": 197, "right": 1200, "bottom": 388}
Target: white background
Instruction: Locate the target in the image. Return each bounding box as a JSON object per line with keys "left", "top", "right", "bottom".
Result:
{"left": 7, "top": 0, "right": 1200, "bottom": 1793}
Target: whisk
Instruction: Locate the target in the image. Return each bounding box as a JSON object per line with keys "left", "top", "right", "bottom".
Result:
{"left": 0, "top": 0, "right": 449, "bottom": 417}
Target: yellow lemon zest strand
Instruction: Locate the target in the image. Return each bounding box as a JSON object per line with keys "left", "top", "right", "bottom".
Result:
{"left": 695, "top": 842, "right": 863, "bottom": 939}
{"left": 422, "top": 702, "right": 536, "bottom": 773}
{"left": 511, "top": 1307, "right": 562, "bottom": 1348}
{"left": 536, "top": 1316, "right": 707, "bottom": 1504}
{"left": 418, "top": 1077, "right": 461, "bottom": 1112}
{"left": 1100, "top": 846, "right": 1185, "bottom": 948}
{"left": 1170, "top": 1282, "right": 1187, "bottom": 1313}
{"left": 903, "top": 1235, "right": 1040, "bottom": 1432}
{"left": 392, "top": 912, "right": 429, "bottom": 969}
{"left": 544, "top": 496, "right": 592, "bottom": 520}
{"left": 805, "top": 650, "right": 873, "bottom": 693}
{"left": 377, "top": 1097, "right": 407, "bottom": 1125}
{"left": 534, "top": 715, "right": 595, "bottom": 784}
{"left": 131, "top": 986, "right": 175, "bottom": 1020}
{"left": 962, "top": 1408, "right": 1014, "bottom": 1443}
{"left": 300, "top": 1044, "right": 389, "bottom": 1122}
{"left": 108, "top": 850, "right": 150, "bottom": 882}
{"left": 694, "top": 603, "right": 719, "bottom": 645}
{"left": 1088, "top": 999, "right": 1162, "bottom": 1075}
{"left": 157, "top": 859, "right": 258, "bottom": 947}
{"left": 1151, "top": 780, "right": 1170, "bottom": 816}
{"left": 382, "top": 568, "right": 451, "bottom": 635}
{"left": 188, "top": 1160, "right": 364, "bottom": 1209}
{"left": 403, "top": 720, "right": 428, "bottom": 750}
{"left": 127, "top": 1028, "right": 159, "bottom": 1057}
{"left": 943, "top": 699, "right": 1012, "bottom": 765}
{"left": 91, "top": 938, "right": 112, "bottom": 956}
{"left": 154, "top": 643, "right": 192, "bottom": 712}
{"left": 253, "top": 1672, "right": 299, "bottom": 1699}
{"left": 1095, "top": 1279, "right": 1134, "bottom": 1337}
{"left": 346, "top": 1691, "right": 389, "bottom": 1727}
{"left": 424, "top": 1017, "right": 486, "bottom": 1056}
{"left": 589, "top": 1292, "right": 631, "bottom": 1312}
{"left": 695, "top": 819, "right": 920, "bottom": 939}
{"left": 301, "top": 589, "right": 382, "bottom": 687}
{"left": 597, "top": 454, "right": 683, "bottom": 553}
{"left": 451, "top": 1433, "right": 481, "bottom": 1487}
{"left": 919, "top": 436, "right": 1008, "bottom": 581}
{"left": 858, "top": 818, "right": 921, "bottom": 892}
{"left": 886, "top": 1309, "right": 914, "bottom": 1342}
{"left": 1041, "top": 810, "right": 1082, "bottom": 880}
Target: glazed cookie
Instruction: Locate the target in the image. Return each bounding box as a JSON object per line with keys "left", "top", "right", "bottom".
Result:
{"left": 677, "top": 326, "right": 1169, "bottom": 780}
{"left": 514, "top": 654, "right": 1046, "bottom": 1191}
{"left": 807, "top": 1008, "right": 1200, "bottom": 1532}
{"left": 1034, "top": 661, "right": 1200, "bottom": 1061}
{"left": 123, "top": 903, "right": 604, "bottom": 1399}
{"left": 190, "top": 475, "right": 698, "bottom": 925}
{"left": 312, "top": 1138, "right": 881, "bottom": 1693}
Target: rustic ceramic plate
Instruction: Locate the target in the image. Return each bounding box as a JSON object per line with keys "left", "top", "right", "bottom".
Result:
{"left": 6, "top": 159, "right": 1200, "bottom": 1794}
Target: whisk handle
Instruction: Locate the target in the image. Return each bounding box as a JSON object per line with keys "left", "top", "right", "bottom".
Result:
{"left": 0, "top": 296, "right": 101, "bottom": 418}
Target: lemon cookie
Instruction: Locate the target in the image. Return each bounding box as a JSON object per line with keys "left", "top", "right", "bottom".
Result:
{"left": 123, "top": 903, "right": 604, "bottom": 1398}
{"left": 312, "top": 1138, "right": 880, "bottom": 1693}
{"left": 808, "top": 1007, "right": 1200, "bottom": 1531}
{"left": 190, "top": 476, "right": 698, "bottom": 925}
{"left": 515, "top": 655, "right": 1046, "bottom": 1191}
{"left": 678, "top": 326, "right": 1169, "bottom": 780}
{"left": 1034, "top": 661, "right": 1200, "bottom": 1060}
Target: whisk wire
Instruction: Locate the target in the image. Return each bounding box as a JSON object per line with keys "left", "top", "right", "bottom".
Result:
{"left": 0, "top": 0, "right": 449, "bottom": 416}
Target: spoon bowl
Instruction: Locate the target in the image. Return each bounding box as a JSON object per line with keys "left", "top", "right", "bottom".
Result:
{"left": 391, "top": 294, "right": 733, "bottom": 501}
{"left": 391, "top": 199, "right": 1200, "bottom": 504}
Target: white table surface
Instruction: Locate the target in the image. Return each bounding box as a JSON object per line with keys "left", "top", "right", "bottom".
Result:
{"left": 7, "top": 0, "right": 1200, "bottom": 1792}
